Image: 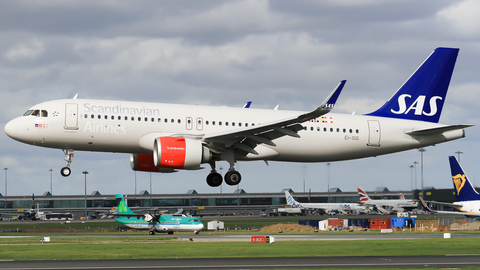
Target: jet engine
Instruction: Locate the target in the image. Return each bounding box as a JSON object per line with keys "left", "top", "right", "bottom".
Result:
{"left": 153, "top": 137, "right": 211, "bottom": 169}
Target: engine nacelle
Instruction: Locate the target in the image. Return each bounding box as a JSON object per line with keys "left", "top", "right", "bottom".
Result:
{"left": 153, "top": 137, "right": 211, "bottom": 169}
{"left": 130, "top": 154, "right": 176, "bottom": 173}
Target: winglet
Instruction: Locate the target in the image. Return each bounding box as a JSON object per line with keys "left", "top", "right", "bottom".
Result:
{"left": 243, "top": 101, "right": 252, "bottom": 108}
{"left": 297, "top": 80, "right": 346, "bottom": 122}
{"left": 419, "top": 196, "right": 433, "bottom": 212}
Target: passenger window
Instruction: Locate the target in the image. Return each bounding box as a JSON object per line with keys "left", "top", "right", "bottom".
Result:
{"left": 118, "top": 116, "right": 121, "bottom": 120}
{"left": 131, "top": 116, "right": 135, "bottom": 121}
{"left": 125, "top": 116, "right": 128, "bottom": 120}
{"left": 225, "top": 122, "right": 229, "bottom": 126}
{"left": 84, "top": 114, "right": 88, "bottom": 118}
{"left": 164, "top": 119, "right": 168, "bottom": 123}
{"left": 178, "top": 119, "right": 181, "bottom": 124}
{"left": 245, "top": 123, "right": 248, "bottom": 127}
{"left": 41, "top": 110, "right": 48, "bottom": 117}
{"left": 239, "top": 123, "right": 242, "bottom": 127}
{"left": 212, "top": 121, "right": 215, "bottom": 125}
{"left": 232, "top": 122, "right": 235, "bottom": 127}
{"left": 138, "top": 117, "right": 141, "bottom": 121}
{"left": 104, "top": 115, "right": 108, "bottom": 120}
{"left": 206, "top": 120, "right": 209, "bottom": 125}
{"left": 111, "top": 116, "right": 114, "bottom": 120}
{"left": 151, "top": 118, "right": 154, "bottom": 122}
{"left": 98, "top": 115, "right": 101, "bottom": 119}
{"left": 219, "top": 121, "right": 222, "bottom": 126}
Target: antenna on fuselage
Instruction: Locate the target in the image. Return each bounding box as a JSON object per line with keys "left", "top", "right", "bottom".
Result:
{"left": 73, "top": 94, "right": 78, "bottom": 99}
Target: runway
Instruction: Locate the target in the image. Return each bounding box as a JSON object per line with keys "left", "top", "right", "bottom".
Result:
{"left": 2, "top": 255, "right": 480, "bottom": 269}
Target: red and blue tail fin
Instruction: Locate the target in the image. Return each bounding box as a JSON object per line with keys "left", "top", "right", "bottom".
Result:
{"left": 449, "top": 156, "right": 480, "bottom": 202}
{"left": 357, "top": 186, "right": 370, "bottom": 203}
{"left": 366, "top": 47, "right": 459, "bottom": 123}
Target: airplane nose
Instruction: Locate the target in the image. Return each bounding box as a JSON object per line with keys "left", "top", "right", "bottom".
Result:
{"left": 4, "top": 119, "right": 17, "bottom": 139}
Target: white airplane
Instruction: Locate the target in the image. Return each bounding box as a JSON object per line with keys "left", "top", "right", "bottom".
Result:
{"left": 420, "top": 156, "right": 480, "bottom": 218}
{"left": 357, "top": 186, "right": 417, "bottom": 213}
{"left": 4, "top": 47, "right": 472, "bottom": 187}
{"left": 285, "top": 191, "right": 365, "bottom": 214}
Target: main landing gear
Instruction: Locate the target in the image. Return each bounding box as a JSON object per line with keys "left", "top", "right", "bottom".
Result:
{"left": 206, "top": 161, "right": 242, "bottom": 187}
{"left": 60, "top": 149, "right": 74, "bottom": 177}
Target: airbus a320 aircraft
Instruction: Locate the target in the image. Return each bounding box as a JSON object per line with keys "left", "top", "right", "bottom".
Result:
{"left": 357, "top": 186, "right": 417, "bottom": 213}
{"left": 4, "top": 48, "right": 472, "bottom": 187}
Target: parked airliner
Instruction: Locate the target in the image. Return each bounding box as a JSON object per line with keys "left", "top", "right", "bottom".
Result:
{"left": 357, "top": 186, "right": 417, "bottom": 213}
{"left": 115, "top": 194, "right": 204, "bottom": 235}
{"left": 420, "top": 156, "right": 480, "bottom": 218}
{"left": 285, "top": 191, "right": 365, "bottom": 214}
{"left": 4, "top": 47, "right": 472, "bottom": 187}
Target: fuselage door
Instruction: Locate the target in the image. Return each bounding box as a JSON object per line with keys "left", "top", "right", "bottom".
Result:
{"left": 196, "top": 117, "right": 203, "bottom": 131}
{"left": 367, "top": 120, "right": 381, "bottom": 146}
{"left": 186, "top": 117, "right": 193, "bottom": 130}
{"left": 65, "top": 103, "right": 79, "bottom": 130}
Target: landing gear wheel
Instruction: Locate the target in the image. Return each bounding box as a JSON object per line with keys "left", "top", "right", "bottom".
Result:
{"left": 206, "top": 172, "right": 223, "bottom": 187}
{"left": 149, "top": 231, "right": 155, "bottom": 235}
{"left": 60, "top": 167, "right": 71, "bottom": 177}
{"left": 224, "top": 171, "right": 241, "bottom": 186}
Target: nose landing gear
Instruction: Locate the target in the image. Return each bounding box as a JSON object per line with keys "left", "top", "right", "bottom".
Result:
{"left": 60, "top": 149, "right": 74, "bottom": 177}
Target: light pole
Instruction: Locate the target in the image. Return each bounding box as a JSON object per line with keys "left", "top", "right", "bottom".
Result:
{"left": 409, "top": 165, "right": 414, "bottom": 191}
{"left": 49, "top": 169, "right": 53, "bottom": 194}
{"left": 3, "top": 168, "right": 7, "bottom": 213}
{"left": 419, "top": 148, "right": 426, "bottom": 198}
{"left": 455, "top": 151, "right": 463, "bottom": 163}
{"left": 327, "top": 163, "right": 331, "bottom": 203}
{"left": 413, "top": 161, "right": 418, "bottom": 190}
{"left": 82, "top": 170, "right": 89, "bottom": 219}
{"left": 134, "top": 171, "right": 137, "bottom": 195}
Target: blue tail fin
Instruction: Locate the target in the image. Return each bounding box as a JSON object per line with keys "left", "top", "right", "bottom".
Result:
{"left": 366, "top": 47, "right": 459, "bottom": 123}
{"left": 449, "top": 156, "right": 480, "bottom": 202}
{"left": 115, "top": 194, "right": 136, "bottom": 215}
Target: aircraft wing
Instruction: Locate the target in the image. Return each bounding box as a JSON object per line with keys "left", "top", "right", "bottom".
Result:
{"left": 418, "top": 196, "right": 480, "bottom": 216}
{"left": 202, "top": 80, "right": 346, "bottom": 155}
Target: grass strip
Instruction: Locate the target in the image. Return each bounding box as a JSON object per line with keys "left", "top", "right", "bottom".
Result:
{"left": 0, "top": 237, "right": 478, "bottom": 260}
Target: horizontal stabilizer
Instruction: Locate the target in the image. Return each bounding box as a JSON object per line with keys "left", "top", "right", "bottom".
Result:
{"left": 405, "top": 125, "right": 473, "bottom": 136}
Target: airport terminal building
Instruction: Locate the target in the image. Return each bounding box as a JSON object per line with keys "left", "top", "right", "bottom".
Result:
{"left": 0, "top": 187, "right": 457, "bottom": 218}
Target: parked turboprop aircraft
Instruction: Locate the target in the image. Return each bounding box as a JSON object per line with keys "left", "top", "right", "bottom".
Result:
{"left": 4, "top": 47, "right": 471, "bottom": 187}
{"left": 285, "top": 191, "right": 365, "bottom": 214}
{"left": 357, "top": 186, "right": 417, "bottom": 213}
{"left": 114, "top": 194, "right": 204, "bottom": 235}
{"left": 420, "top": 156, "right": 480, "bottom": 218}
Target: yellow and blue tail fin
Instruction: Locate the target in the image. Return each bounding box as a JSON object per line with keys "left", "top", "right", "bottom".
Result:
{"left": 449, "top": 156, "right": 480, "bottom": 202}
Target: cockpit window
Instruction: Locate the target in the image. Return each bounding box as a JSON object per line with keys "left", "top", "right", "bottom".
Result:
{"left": 24, "top": 109, "right": 48, "bottom": 117}
{"left": 23, "top": 110, "right": 34, "bottom": 116}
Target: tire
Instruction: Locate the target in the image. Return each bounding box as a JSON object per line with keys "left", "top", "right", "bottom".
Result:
{"left": 224, "top": 171, "right": 241, "bottom": 185}
{"left": 206, "top": 173, "right": 223, "bottom": 187}
{"left": 60, "top": 167, "right": 71, "bottom": 177}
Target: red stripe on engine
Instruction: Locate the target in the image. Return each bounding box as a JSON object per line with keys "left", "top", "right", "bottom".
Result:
{"left": 159, "top": 137, "right": 186, "bottom": 168}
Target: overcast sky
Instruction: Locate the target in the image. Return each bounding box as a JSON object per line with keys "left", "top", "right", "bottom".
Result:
{"left": 1, "top": 0, "right": 480, "bottom": 197}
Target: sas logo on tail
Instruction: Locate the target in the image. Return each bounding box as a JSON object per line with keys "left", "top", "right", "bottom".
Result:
{"left": 453, "top": 174, "right": 466, "bottom": 194}
{"left": 391, "top": 94, "right": 442, "bottom": 116}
